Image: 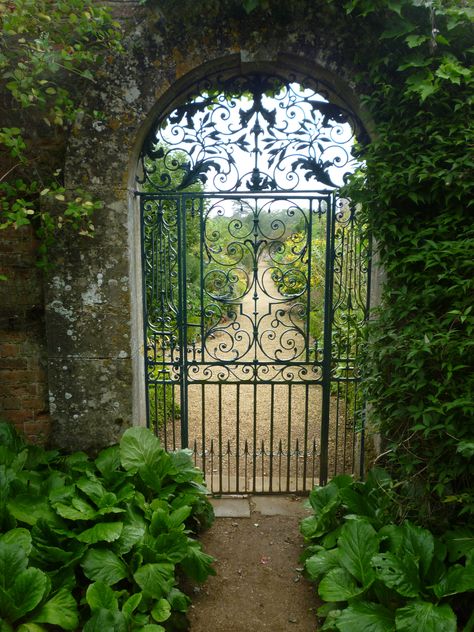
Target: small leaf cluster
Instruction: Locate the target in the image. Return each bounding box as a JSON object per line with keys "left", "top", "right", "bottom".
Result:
{"left": 0, "top": 423, "right": 215, "bottom": 631}
{"left": 301, "top": 472, "right": 474, "bottom": 631}
{"left": 0, "top": 0, "right": 123, "bottom": 266}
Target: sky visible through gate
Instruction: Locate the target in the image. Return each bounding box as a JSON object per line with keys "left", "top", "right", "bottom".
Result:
{"left": 157, "top": 82, "right": 359, "bottom": 213}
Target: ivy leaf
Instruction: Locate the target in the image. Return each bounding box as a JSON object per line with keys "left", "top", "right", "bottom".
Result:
{"left": 405, "top": 34, "right": 429, "bottom": 48}
{"left": 335, "top": 601, "right": 395, "bottom": 632}
{"left": 395, "top": 601, "right": 456, "bottom": 632}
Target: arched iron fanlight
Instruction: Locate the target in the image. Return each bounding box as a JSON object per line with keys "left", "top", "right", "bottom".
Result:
{"left": 137, "top": 72, "right": 365, "bottom": 193}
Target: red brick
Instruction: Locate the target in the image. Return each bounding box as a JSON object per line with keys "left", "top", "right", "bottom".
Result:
{"left": 0, "top": 358, "right": 28, "bottom": 370}
{"left": 0, "top": 397, "right": 21, "bottom": 410}
{"left": 0, "top": 343, "right": 20, "bottom": 358}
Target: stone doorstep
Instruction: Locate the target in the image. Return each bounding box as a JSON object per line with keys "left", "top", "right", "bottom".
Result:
{"left": 210, "top": 494, "right": 312, "bottom": 519}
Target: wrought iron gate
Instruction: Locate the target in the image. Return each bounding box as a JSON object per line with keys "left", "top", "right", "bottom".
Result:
{"left": 137, "top": 73, "right": 370, "bottom": 494}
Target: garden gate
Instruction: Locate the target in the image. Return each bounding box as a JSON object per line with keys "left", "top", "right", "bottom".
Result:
{"left": 137, "top": 72, "right": 370, "bottom": 494}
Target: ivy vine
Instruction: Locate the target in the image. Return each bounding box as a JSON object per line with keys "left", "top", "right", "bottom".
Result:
{"left": 0, "top": 0, "right": 123, "bottom": 270}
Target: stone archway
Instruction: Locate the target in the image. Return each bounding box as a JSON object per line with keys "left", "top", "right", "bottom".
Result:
{"left": 47, "top": 8, "right": 377, "bottom": 456}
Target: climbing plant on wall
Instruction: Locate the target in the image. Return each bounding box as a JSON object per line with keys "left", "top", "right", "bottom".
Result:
{"left": 0, "top": 0, "right": 123, "bottom": 268}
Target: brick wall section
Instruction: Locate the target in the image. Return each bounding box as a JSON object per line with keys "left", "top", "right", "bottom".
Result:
{"left": 0, "top": 225, "right": 51, "bottom": 445}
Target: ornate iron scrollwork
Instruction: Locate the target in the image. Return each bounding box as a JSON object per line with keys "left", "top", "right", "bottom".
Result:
{"left": 138, "top": 73, "right": 362, "bottom": 194}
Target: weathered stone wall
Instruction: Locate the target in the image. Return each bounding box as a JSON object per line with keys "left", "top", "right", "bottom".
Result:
{"left": 2, "top": 0, "right": 377, "bottom": 452}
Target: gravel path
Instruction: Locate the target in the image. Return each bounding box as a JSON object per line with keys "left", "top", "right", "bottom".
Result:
{"left": 181, "top": 262, "right": 354, "bottom": 490}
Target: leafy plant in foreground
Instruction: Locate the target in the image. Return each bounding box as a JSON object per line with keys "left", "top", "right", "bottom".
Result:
{"left": 0, "top": 422, "right": 215, "bottom": 631}
{"left": 302, "top": 472, "right": 474, "bottom": 631}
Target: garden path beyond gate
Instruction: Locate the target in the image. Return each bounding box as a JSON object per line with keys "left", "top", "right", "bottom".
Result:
{"left": 137, "top": 72, "right": 370, "bottom": 494}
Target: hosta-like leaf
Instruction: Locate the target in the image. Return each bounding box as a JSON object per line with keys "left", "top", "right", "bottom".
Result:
{"left": 151, "top": 598, "right": 171, "bottom": 623}
{"left": 433, "top": 563, "right": 474, "bottom": 598}
{"left": 8, "top": 567, "right": 49, "bottom": 621}
{"left": 133, "top": 563, "right": 175, "bottom": 599}
{"left": 318, "top": 567, "right": 365, "bottom": 602}
{"left": 53, "top": 498, "right": 98, "bottom": 521}
{"left": 7, "top": 495, "right": 58, "bottom": 526}
{"left": 114, "top": 524, "right": 146, "bottom": 555}
{"left": 372, "top": 552, "right": 420, "bottom": 597}
{"left": 180, "top": 540, "right": 216, "bottom": 583}
{"left": 120, "top": 427, "right": 163, "bottom": 471}
{"left": 0, "top": 539, "right": 28, "bottom": 590}
{"left": 167, "top": 588, "right": 190, "bottom": 613}
{"left": 305, "top": 548, "right": 340, "bottom": 580}
{"left": 0, "top": 529, "right": 31, "bottom": 557}
{"left": 338, "top": 520, "right": 378, "bottom": 586}
{"left": 17, "top": 625, "right": 47, "bottom": 631}
{"left": 83, "top": 608, "right": 127, "bottom": 632}
{"left": 76, "top": 521, "right": 123, "bottom": 544}
{"left": 122, "top": 592, "right": 142, "bottom": 619}
{"left": 400, "top": 522, "right": 434, "bottom": 578}
{"left": 336, "top": 601, "right": 395, "bottom": 632}
{"left": 395, "top": 601, "right": 456, "bottom": 632}
{"left": 81, "top": 548, "right": 128, "bottom": 585}
{"left": 31, "top": 588, "right": 78, "bottom": 630}
{"left": 95, "top": 445, "right": 121, "bottom": 479}
{"left": 86, "top": 582, "right": 118, "bottom": 612}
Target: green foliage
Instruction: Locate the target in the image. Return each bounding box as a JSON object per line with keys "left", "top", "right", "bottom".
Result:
{"left": 302, "top": 473, "right": 474, "bottom": 631}
{"left": 337, "top": 0, "right": 474, "bottom": 528}
{"left": 0, "top": 422, "right": 215, "bottom": 630}
{"left": 0, "top": 0, "right": 123, "bottom": 266}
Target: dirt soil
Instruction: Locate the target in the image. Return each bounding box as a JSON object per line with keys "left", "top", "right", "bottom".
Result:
{"left": 187, "top": 499, "right": 319, "bottom": 632}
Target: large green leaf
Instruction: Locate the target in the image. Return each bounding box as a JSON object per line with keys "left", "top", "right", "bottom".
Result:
{"left": 336, "top": 601, "right": 395, "bottom": 632}
{"left": 76, "top": 522, "right": 123, "bottom": 544}
{"left": 167, "top": 588, "right": 190, "bottom": 613}
{"left": 179, "top": 540, "right": 216, "bottom": 583}
{"left": 433, "top": 563, "right": 474, "bottom": 598}
{"left": 7, "top": 495, "right": 58, "bottom": 527}
{"left": 133, "top": 563, "right": 175, "bottom": 599}
{"left": 95, "top": 445, "right": 121, "bottom": 480}
{"left": 31, "top": 588, "right": 78, "bottom": 630}
{"left": 83, "top": 608, "right": 127, "bottom": 632}
{"left": 444, "top": 528, "right": 474, "bottom": 562}
{"left": 151, "top": 598, "right": 171, "bottom": 623}
{"left": 306, "top": 549, "right": 340, "bottom": 580}
{"left": 120, "top": 427, "right": 163, "bottom": 472}
{"left": 0, "top": 529, "right": 31, "bottom": 557}
{"left": 0, "top": 539, "right": 28, "bottom": 590}
{"left": 400, "top": 522, "right": 434, "bottom": 578}
{"left": 86, "top": 582, "right": 118, "bottom": 612}
{"left": 17, "top": 625, "right": 47, "bottom": 632}
{"left": 395, "top": 601, "right": 456, "bottom": 632}
{"left": 122, "top": 592, "right": 142, "bottom": 619}
{"left": 6, "top": 567, "right": 49, "bottom": 621}
{"left": 53, "top": 497, "right": 98, "bottom": 521}
{"left": 318, "top": 567, "right": 365, "bottom": 602}
{"left": 167, "top": 450, "right": 201, "bottom": 483}
{"left": 338, "top": 520, "right": 378, "bottom": 586}
{"left": 372, "top": 552, "right": 420, "bottom": 597}
{"left": 81, "top": 548, "right": 128, "bottom": 585}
